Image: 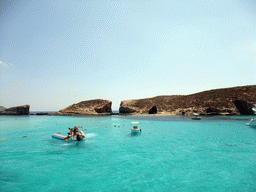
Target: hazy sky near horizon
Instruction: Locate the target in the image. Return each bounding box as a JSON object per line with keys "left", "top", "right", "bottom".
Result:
{"left": 0, "top": 0, "right": 256, "bottom": 111}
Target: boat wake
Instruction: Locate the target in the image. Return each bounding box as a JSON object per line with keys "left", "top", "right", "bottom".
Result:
{"left": 85, "top": 133, "right": 98, "bottom": 139}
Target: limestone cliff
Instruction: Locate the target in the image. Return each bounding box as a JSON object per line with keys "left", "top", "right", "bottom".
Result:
{"left": 51, "top": 99, "right": 112, "bottom": 116}
{"left": 0, "top": 105, "right": 30, "bottom": 115}
{"left": 119, "top": 85, "right": 256, "bottom": 116}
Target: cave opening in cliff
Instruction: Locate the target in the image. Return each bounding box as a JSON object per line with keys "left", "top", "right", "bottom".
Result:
{"left": 206, "top": 108, "right": 214, "bottom": 113}
{"left": 234, "top": 100, "right": 254, "bottom": 115}
{"left": 148, "top": 106, "right": 157, "bottom": 114}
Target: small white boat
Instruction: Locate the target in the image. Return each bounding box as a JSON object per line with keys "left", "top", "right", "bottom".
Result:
{"left": 131, "top": 122, "right": 141, "bottom": 133}
{"left": 246, "top": 118, "right": 256, "bottom": 127}
{"left": 192, "top": 113, "right": 201, "bottom": 120}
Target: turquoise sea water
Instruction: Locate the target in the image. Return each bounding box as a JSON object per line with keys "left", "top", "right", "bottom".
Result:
{"left": 1, "top": 115, "right": 256, "bottom": 191}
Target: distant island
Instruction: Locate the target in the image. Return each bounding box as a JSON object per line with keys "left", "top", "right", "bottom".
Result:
{"left": 49, "top": 99, "right": 112, "bottom": 116}
{"left": 1, "top": 85, "right": 256, "bottom": 116}
{"left": 0, "top": 105, "right": 30, "bottom": 115}
{"left": 0, "top": 106, "right": 6, "bottom": 111}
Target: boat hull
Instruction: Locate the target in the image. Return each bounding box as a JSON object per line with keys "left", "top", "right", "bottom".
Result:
{"left": 246, "top": 118, "right": 256, "bottom": 127}
{"left": 131, "top": 128, "right": 141, "bottom": 133}
{"left": 70, "top": 130, "right": 86, "bottom": 141}
{"left": 70, "top": 135, "right": 85, "bottom": 141}
{"left": 246, "top": 123, "right": 256, "bottom": 127}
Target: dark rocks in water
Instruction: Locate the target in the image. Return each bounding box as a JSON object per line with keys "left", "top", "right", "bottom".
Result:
{"left": 35, "top": 112, "right": 49, "bottom": 115}
{"left": 0, "top": 105, "right": 30, "bottom": 115}
{"left": 30, "top": 112, "right": 49, "bottom": 115}
{"left": 234, "top": 100, "right": 255, "bottom": 115}
{"left": 148, "top": 106, "right": 157, "bottom": 114}
{"left": 111, "top": 112, "right": 120, "bottom": 115}
{"left": 50, "top": 99, "right": 112, "bottom": 116}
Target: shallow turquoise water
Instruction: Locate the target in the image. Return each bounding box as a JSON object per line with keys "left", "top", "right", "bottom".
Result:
{"left": 1, "top": 115, "right": 256, "bottom": 191}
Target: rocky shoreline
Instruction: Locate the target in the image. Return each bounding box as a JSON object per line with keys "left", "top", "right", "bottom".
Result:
{"left": 1, "top": 85, "right": 256, "bottom": 116}
{"left": 118, "top": 85, "right": 256, "bottom": 116}
{"left": 49, "top": 99, "right": 112, "bottom": 116}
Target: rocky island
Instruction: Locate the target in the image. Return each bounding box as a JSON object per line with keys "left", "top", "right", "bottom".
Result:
{"left": 0, "top": 106, "right": 6, "bottom": 111}
{"left": 0, "top": 105, "right": 30, "bottom": 115}
{"left": 50, "top": 99, "right": 112, "bottom": 116}
{"left": 119, "top": 85, "right": 256, "bottom": 116}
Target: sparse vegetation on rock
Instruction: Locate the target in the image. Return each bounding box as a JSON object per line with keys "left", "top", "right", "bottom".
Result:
{"left": 50, "top": 99, "right": 112, "bottom": 116}
{"left": 119, "top": 85, "right": 256, "bottom": 116}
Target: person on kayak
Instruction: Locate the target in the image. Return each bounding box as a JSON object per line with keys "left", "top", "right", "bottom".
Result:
{"left": 68, "top": 128, "right": 74, "bottom": 137}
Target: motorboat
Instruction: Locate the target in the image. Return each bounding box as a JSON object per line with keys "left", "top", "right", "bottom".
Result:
{"left": 69, "top": 126, "right": 86, "bottom": 141}
{"left": 246, "top": 118, "right": 256, "bottom": 127}
{"left": 192, "top": 113, "right": 201, "bottom": 120}
{"left": 131, "top": 122, "right": 141, "bottom": 133}
{"left": 52, "top": 126, "right": 86, "bottom": 141}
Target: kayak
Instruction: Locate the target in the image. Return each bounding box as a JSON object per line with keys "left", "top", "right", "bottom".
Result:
{"left": 52, "top": 134, "right": 69, "bottom": 140}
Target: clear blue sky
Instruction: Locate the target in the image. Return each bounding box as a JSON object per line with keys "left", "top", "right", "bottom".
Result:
{"left": 0, "top": 0, "right": 256, "bottom": 111}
